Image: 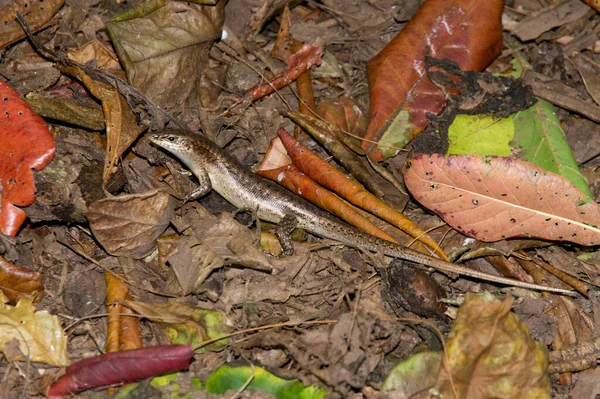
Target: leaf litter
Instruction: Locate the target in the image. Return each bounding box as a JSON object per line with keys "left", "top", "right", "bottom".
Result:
{"left": 2, "top": 0, "right": 600, "bottom": 397}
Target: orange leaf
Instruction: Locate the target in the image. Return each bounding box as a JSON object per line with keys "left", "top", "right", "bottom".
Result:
{"left": 278, "top": 129, "right": 447, "bottom": 259}
{"left": 364, "top": 0, "right": 503, "bottom": 160}
{"left": 0, "top": 81, "right": 56, "bottom": 236}
{"left": 0, "top": 255, "right": 43, "bottom": 304}
{"left": 105, "top": 272, "right": 142, "bottom": 353}
{"left": 402, "top": 153, "right": 600, "bottom": 245}
{"left": 257, "top": 143, "right": 399, "bottom": 244}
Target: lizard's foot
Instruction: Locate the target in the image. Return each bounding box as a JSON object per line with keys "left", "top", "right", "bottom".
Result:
{"left": 275, "top": 213, "right": 299, "bottom": 256}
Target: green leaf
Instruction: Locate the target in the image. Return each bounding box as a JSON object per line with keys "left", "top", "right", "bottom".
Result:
{"left": 446, "top": 103, "right": 591, "bottom": 201}
{"left": 447, "top": 114, "right": 513, "bottom": 156}
{"left": 511, "top": 99, "right": 592, "bottom": 199}
{"left": 205, "top": 364, "right": 327, "bottom": 399}
{"left": 382, "top": 352, "right": 441, "bottom": 394}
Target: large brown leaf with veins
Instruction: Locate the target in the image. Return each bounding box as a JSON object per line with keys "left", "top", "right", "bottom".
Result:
{"left": 365, "top": 0, "right": 503, "bottom": 160}
{"left": 402, "top": 153, "right": 600, "bottom": 245}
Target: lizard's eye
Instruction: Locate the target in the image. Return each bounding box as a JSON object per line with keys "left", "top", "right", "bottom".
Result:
{"left": 168, "top": 136, "right": 176, "bottom": 142}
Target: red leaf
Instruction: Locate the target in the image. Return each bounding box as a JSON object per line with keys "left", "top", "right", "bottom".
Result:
{"left": 247, "top": 43, "right": 323, "bottom": 101}
{"left": 0, "top": 81, "right": 56, "bottom": 236}
{"left": 47, "top": 345, "right": 193, "bottom": 398}
{"left": 402, "top": 153, "right": 600, "bottom": 245}
{"left": 364, "top": 0, "right": 503, "bottom": 160}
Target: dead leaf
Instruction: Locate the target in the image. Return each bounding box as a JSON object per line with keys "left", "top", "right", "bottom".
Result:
{"left": 364, "top": 0, "right": 503, "bottom": 160}
{"left": 0, "top": 0, "right": 64, "bottom": 50}
{"left": 67, "top": 39, "right": 123, "bottom": 73}
{"left": 105, "top": 272, "right": 142, "bottom": 353}
{"left": 87, "top": 190, "right": 175, "bottom": 259}
{"left": 159, "top": 209, "right": 272, "bottom": 295}
{"left": 247, "top": 43, "right": 324, "bottom": 101}
{"left": 107, "top": 0, "right": 225, "bottom": 110}
{"left": 60, "top": 64, "right": 145, "bottom": 182}
{"left": 0, "top": 255, "right": 43, "bottom": 305}
{"left": 0, "top": 81, "right": 56, "bottom": 236}
{"left": 122, "top": 300, "right": 230, "bottom": 351}
{"left": 278, "top": 128, "right": 447, "bottom": 259}
{"left": 512, "top": 1, "right": 591, "bottom": 42}
{"left": 0, "top": 298, "right": 68, "bottom": 366}
{"left": 430, "top": 293, "right": 550, "bottom": 398}
{"left": 402, "top": 153, "right": 600, "bottom": 245}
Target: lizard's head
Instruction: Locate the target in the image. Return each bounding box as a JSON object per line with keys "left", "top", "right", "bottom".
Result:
{"left": 149, "top": 130, "right": 196, "bottom": 156}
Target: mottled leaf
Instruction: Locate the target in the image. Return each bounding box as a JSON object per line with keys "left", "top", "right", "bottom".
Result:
{"left": 431, "top": 293, "right": 549, "bottom": 398}
{"left": 402, "top": 153, "right": 600, "bottom": 245}
{"left": 0, "top": 298, "right": 68, "bottom": 366}
{"left": 107, "top": 0, "right": 225, "bottom": 110}
{"left": 205, "top": 364, "right": 327, "bottom": 398}
{"left": 365, "top": 0, "right": 503, "bottom": 160}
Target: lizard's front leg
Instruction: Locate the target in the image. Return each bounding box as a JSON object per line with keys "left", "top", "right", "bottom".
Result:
{"left": 185, "top": 166, "right": 212, "bottom": 202}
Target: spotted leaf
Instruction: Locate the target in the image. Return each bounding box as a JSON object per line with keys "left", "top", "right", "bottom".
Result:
{"left": 402, "top": 153, "right": 600, "bottom": 245}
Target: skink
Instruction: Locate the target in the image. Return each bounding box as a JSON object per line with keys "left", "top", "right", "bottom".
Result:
{"left": 149, "top": 129, "right": 574, "bottom": 296}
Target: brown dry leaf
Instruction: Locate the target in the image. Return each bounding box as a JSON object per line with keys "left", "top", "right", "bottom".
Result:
{"left": 570, "top": 52, "right": 600, "bottom": 107}
{"left": 106, "top": 0, "right": 225, "bottom": 110}
{"left": 67, "top": 39, "right": 123, "bottom": 73}
{"left": 402, "top": 153, "right": 600, "bottom": 245}
{"left": 87, "top": 190, "right": 175, "bottom": 259}
{"left": 159, "top": 210, "right": 272, "bottom": 295}
{"left": 0, "top": 255, "right": 43, "bottom": 305}
{"left": 0, "top": 0, "right": 64, "bottom": 50}
{"left": 58, "top": 65, "right": 145, "bottom": 182}
{"left": 512, "top": 1, "right": 591, "bottom": 42}
{"left": 429, "top": 293, "right": 550, "bottom": 398}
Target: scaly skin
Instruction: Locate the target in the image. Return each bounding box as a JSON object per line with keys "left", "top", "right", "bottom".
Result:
{"left": 149, "top": 129, "right": 574, "bottom": 295}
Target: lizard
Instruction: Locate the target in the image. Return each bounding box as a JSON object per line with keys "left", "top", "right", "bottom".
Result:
{"left": 149, "top": 129, "right": 575, "bottom": 296}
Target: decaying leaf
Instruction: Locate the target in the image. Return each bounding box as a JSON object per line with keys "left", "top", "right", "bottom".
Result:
{"left": 248, "top": 43, "right": 324, "bottom": 102}
{"left": 257, "top": 137, "right": 399, "bottom": 244}
{"left": 0, "top": 298, "right": 68, "bottom": 366}
{"left": 0, "top": 0, "right": 64, "bottom": 50}
{"left": 87, "top": 190, "right": 175, "bottom": 258}
{"left": 0, "top": 255, "right": 43, "bottom": 305}
{"left": 107, "top": 0, "right": 225, "bottom": 110}
{"left": 512, "top": 1, "right": 591, "bottom": 42}
{"left": 278, "top": 128, "right": 448, "bottom": 259}
{"left": 57, "top": 65, "right": 145, "bottom": 182}
{"left": 364, "top": 0, "right": 503, "bottom": 160}
{"left": 402, "top": 153, "right": 600, "bottom": 245}
{"left": 122, "top": 300, "right": 230, "bottom": 351}
{"left": 159, "top": 211, "right": 272, "bottom": 295}
{"left": 431, "top": 293, "right": 550, "bottom": 398}
{"left": 205, "top": 364, "right": 327, "bottom": 398}
{"left": 0, "top": 81, "right": 56, "bottom": 236}
{"left": 105, "top": 272, "right": 142, "bottom": 353}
